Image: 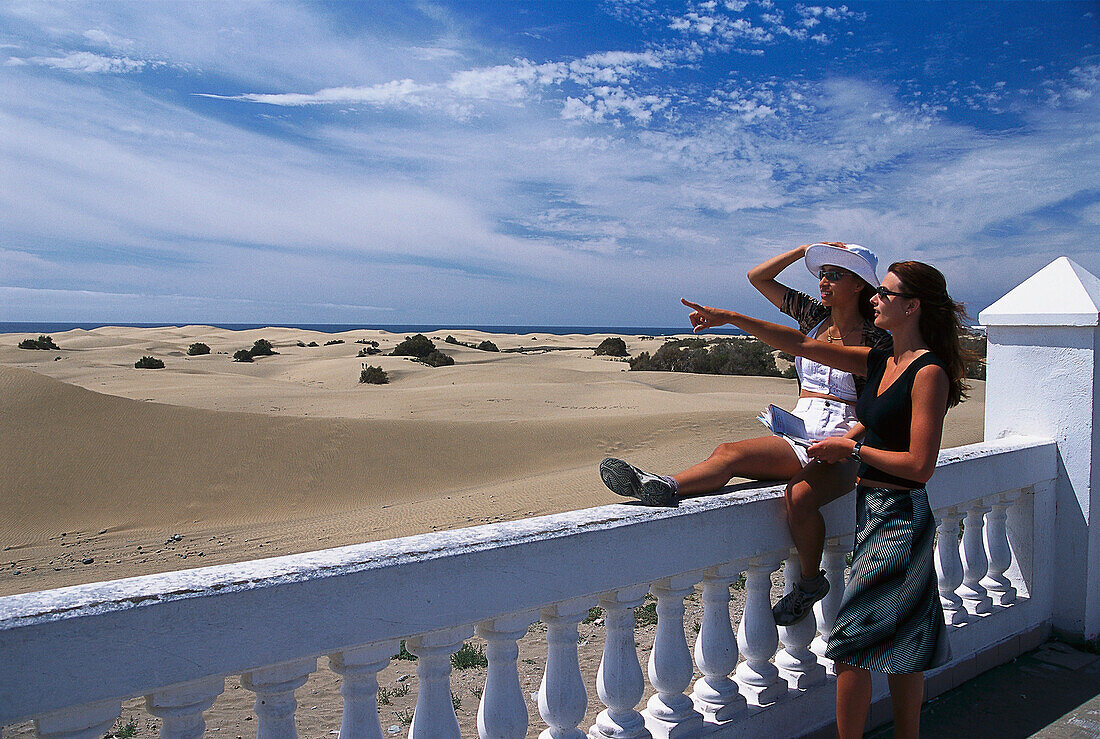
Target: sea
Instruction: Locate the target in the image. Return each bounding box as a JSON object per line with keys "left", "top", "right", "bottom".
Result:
{"left": 0, "top": 321, "right": 745, "bottom": 337}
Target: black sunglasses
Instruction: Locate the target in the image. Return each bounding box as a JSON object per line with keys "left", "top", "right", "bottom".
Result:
{"left": 875, "top": 286, "right": 918, "bottom": 300}
{"left": 817, "top": 269, "right": 849, "bottom": 282}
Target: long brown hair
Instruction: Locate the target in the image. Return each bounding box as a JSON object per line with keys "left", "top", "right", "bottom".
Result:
{"left": 889, "top": 261, "right": 976, "bottom": 408}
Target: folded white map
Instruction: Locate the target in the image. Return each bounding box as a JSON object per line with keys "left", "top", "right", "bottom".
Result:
{"left": 757, "top": 404, "right": 813, "bottom": 448}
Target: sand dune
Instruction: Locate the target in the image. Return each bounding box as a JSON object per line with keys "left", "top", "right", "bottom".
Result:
{"left": 0, "top": 326, "right": 983, "bottom": 597}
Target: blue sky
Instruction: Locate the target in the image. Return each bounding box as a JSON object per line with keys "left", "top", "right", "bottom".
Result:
{"left": 2, "top": 1, "right": 1098, "bottom": 326}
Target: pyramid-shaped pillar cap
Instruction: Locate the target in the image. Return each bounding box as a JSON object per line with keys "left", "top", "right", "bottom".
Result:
{"left": 979, "top": 257, "right": 1100, "bottom": 327}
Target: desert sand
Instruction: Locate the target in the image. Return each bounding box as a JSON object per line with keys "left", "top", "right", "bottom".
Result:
{"left": 0, "top": 326, "right": 985, "bottom": 737}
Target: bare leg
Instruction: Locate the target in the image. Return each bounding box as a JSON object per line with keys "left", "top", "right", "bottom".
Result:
{"left": 785, "top": 460, "right": 857, "bottom": 579}
{"left": 887, "top": 672, "right": 924, "bottom": 739}
{"left": 673, "top": 435, "right": 802, "bottom": 497}
{"left": 835, "top": 662, "right": 872, "bottom": 739}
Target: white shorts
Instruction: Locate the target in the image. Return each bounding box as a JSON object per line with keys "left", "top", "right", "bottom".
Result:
{"left": 781, "top": 397, "right": 858, "bottom": 467}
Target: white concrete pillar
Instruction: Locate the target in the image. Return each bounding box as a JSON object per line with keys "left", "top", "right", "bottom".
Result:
{"left": 980, "top": 256, "right": 1100, "bottom": 640}
{"left": 538, "top": 597, "right": 593, "bottom": 739}
{"left": 589, "top": 586, "right": 649, "bottom": 739}
{"left": 644, "top": 574, "right": 704, "bottom": 738}
{"left": 145, "top": 676, "right": 225, "bottom": 739}
{"left": 406, "top": 626, "right": 473, "bottom": 739}
{"left": 982, "top": 491, "right": 1021, "bottom": 606}
{"left": 735, "top": 555, "right": 785, "bottom": 706}
{"left": 241, "top": 657, "right": 316, "bottom": 739}
{"left": 691, "top": 563, "right": 747, "bottom": 724}
{"left": 934, "top": 507, "right": 968, "bottom": 626}
{"left": 34, "top": 700, "right": 121, "bottom": 739}
{"left": 776, "top": 557, "right": 826, "bottom": 689}
{"left": 478, "top": 612, "right": 539, "bottom": 739}
{"left": 810, "top": 539, "right": 848, "bottom": 672}
{"left": 328, "top": 641, "right": 398, "bottom": 739}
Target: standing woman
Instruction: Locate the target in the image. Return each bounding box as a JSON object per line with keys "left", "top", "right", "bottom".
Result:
{"left": 601, "top": 242, "right": 890, "bottom": 626}
{"left": 681, "top": 260, "right": 973, "bottom": 738}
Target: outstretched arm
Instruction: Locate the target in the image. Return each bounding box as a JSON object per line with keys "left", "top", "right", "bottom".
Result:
{"left": 681, "top": 298, "right": 870, "bottom": 376}
{"left": 747, "top": 244, "right": 810, "bottom": 310}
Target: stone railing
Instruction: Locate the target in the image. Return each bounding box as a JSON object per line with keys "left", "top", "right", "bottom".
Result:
{"left": 0, "top": 436, "right": 1057, "bottom": 739}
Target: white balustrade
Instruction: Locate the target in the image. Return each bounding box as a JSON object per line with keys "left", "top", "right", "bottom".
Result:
{"left": 982, "top": 491, "right": 1020, "bottom": 606}
{"left": 241, "top": 657, "right": 317, "bottom": 739}
{"left": 691, "top": 563, "right": 747, "bottom": 724}
{"left": 0, "top": 436, "right": 1061, "bottom": 739}
{"left": 538, "top": 597, "right": 593, "bottom": 739}
{"left": 407, "top": 626, "right": 473, "bottom": 739}
{"left": 477, "top": 612, "right": 539, "bottom": 739}
{"left": 776, "top": 557, "right": 826, "bottom": 690}
{"left": 145, "top": 677, "right": 224, "bottom": 739}
{"left": 935, "top": 507, "right": 968, "bottom": 625}
{"left": 34, "top": 700, "right": 121, "bottom": 739}
{"left": 644, "top": 574, "right": 704, "bottom": 737}
{"left": 589, "top": 585, "right": 649, "bottom": 739}
{"left": 959, "top": 503, "right": 994, "bottom": 615}
{"left": 328, "top": 640, "right": 398, "bottom": 739}
{"left": 736, "top": 556, "right": 786, "bottom": 706}
{"left": 810, "top": 539, "right": 847, "bottom": 671}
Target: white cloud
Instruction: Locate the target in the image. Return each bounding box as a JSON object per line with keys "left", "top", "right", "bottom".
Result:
{"left": 28, "top": 51, "right": 149, "bottom": 74}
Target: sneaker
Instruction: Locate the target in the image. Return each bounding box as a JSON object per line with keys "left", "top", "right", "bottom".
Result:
{"left": 772, "top": 571, "right": 829, "bottom": 626}
{"left": 599, "top": 458, "right": 678, "bottom": 507}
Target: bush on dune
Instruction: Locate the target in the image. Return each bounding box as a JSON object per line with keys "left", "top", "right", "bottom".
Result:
{"left": 595, "top": 337, "right": 629, "bottom": 357}
{"left": 629, "top": 337, "right": 781, "bottom": 377}
{"left": 187, "top": 342, "right": 210, "bottom": 356}
{"left": 360, "top": 365, "right": 388, "bottom": 384}
{"left": 134, "top": 356, "right": 165, "bottom": 369}
{"left": 422, "top": 349, "right": 455, "bottom": 367}
{"left": 390, "top": 334, "right": 436, "bottom": 359}
{"left": 250, "top": 338, "right": 276, "bottom": 356}
{"left": 18, "top": 335, "right": 59, "bottom": 350}
{"left": 233, "top": 349, "right": 254, "bottom": 363}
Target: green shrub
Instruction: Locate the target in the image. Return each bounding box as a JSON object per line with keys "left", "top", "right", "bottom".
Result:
{"left": 360, "top": 365, "right": 388, "bottom": 384}
{"left": 307, "top": 341, "right": 319, "bottom": 347}
{"left": 445, "top": 335, "right": 459, "bottom": 345}
{"left": 962, "top": 332, "right": 987, "bottom": 381}
{"left": 583, "top": 605, "right": 604, "bottom": 624}
{"left": 324, "top": 339, "right": 344, "bottom": 346}
{"left": 355, "top": 339, "right": 380, "bottom": 347}
{"left": 391, "top": 333, "right": 436, "bottom": 358}
{"left": 634, "top": 594, "right": 659, "bottom": 627}
{"left": 394, "top": 708, "right": 414, "bottom": 726}
{"left": 358, "top": 346, "right": 381, "bottom": 357}
{"left": 233, "top": 349, "right": 254, "bottom": 362}
{"left": 18, "top": 335, "right": 59, "bottom": 350}
{"left": 393, "top": 640, "right": 417, "bottom": 660}
{"left": 450, "top": 642, "right": 488, "bottom": 669}
{"left": 134, "top": 356, "right": 164, "bottom": 369}
{"left": 422, "top": 349, "right": 455, "bottom": 367}
{"left": 595, "top": 337, "right": 629, "bottom": 357}
{"left": 250, "top": 338, "right": 276, "bottom": 356}
{"left": 629, "top": 337, "right": 780, "bottom": 377}
{"left": 476, "top": 340, "right": 499, "bottom": 352}
{"left": 187, "top": 342, "right": 210, "bottom": 356}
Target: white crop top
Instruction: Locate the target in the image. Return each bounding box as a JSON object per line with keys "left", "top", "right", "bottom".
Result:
{"left": 794, "top": 319, "right": 858, "bottom": 402}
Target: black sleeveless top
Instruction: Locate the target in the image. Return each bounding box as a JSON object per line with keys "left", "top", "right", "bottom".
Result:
{"left": 855, "top": 348, "right": 947, "bottom": 488}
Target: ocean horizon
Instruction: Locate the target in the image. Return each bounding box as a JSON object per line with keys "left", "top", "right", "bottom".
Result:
{"left": 0, "top": 321, "right": 745, "bottom": 337}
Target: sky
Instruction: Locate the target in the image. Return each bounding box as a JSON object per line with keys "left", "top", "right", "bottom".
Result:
{"left": 2, "top": 1, "right": 1098, "bottom": 327}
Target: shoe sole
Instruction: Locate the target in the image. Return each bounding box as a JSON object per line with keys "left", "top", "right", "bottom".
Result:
{"left": 599, "top": 458, "right": 676, "bottom": 507}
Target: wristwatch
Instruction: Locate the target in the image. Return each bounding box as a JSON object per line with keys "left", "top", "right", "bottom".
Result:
{"left": 850, "top": 440, "right": 864, "bottom": 461}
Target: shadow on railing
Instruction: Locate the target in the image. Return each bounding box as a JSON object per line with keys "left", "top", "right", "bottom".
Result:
{"left": 0, "top": 436, "right": 1057, "bottom": 738}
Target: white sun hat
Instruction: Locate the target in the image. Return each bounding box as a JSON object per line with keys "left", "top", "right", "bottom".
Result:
{"left": 804, "top": 243, "right": 880, "bottom": 287}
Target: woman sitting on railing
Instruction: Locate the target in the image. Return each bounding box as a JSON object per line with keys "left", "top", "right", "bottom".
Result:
{"left": 600, "top": 242, "right": 891, "bottom": 627}
{"left": 679, "top": 260, "right": 973, "bottom": 739}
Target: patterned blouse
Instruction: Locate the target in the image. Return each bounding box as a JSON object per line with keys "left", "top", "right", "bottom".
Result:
{"left": 780, "top": 287, "right": 893, "bottom": 396}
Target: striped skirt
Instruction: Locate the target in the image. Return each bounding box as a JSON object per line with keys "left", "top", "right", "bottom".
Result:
{"left": 824, "top": 485, "right": 951, "bottom": 674}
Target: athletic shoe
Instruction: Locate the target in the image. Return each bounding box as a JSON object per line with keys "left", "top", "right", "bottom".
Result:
{"left": 772, "top": 571, "right": 830, "bottom": 626}
{"left": 599, "top": 457, "right": 678, "bottom": 507}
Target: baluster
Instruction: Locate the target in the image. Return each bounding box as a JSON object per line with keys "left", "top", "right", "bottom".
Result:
{"left": 982, "top": 491, "right": 1020, "bottom": 606}
{"left": 329, "top": 640, "right": 399, "bottom": 739}
{"left": 735, "top": 555, "right": 785, "bottom": 706}
{"left": 406, "top": 625, "right": 474, "bottom": 739}
{"left": 934, "top": 507, "right": 968, "bottom": 625}
{"left": 477, "top": 611, "right": 539, "bottom": 739}
{"left": 589, "top": 585, "right": 649, "bottom": 739}
{"left": 776, "top": 557, "right": 826, "bottom": 689}
{"left": 145, "top": 676, "right": 224, "bottom": 739}
{"left": 538, "top": 597, "right": 593, "bottom": 739}
{"left": 959, "top": 502, "right": 994, "bottom": 615}
{"left": 811, "top": 539, "right": 848, "bottom": 672}
{"left": 241, "top": 657, "right": 316, "bottom": 739}
{"left": 644, "top": 573, "right": 704, "bottom": 738}
{"left": 34, "top": 700, "right": 121, "bottom": 739}
{"left": 691, "top": 563, "right": 747, "bottom": 724}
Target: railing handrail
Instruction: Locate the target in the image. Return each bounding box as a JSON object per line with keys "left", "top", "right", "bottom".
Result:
{"left": 0, "top": 435, "right": 1056, "bottom": 724}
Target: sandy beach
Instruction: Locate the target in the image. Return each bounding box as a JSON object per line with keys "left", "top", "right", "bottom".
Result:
{"left": 0, "top": 326, "right": 985, "bottom": 737}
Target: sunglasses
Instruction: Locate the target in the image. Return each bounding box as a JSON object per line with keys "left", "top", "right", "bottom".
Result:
{"left": 875, "top": 286, "right": 918, "bottom": 300}
{"left": 817, "top": 269, "right": 849, "bottom": 282}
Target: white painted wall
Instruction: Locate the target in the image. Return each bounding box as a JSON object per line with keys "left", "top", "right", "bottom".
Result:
{"left": 981, "top": 256, "right": 1100, "bottom": 640}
